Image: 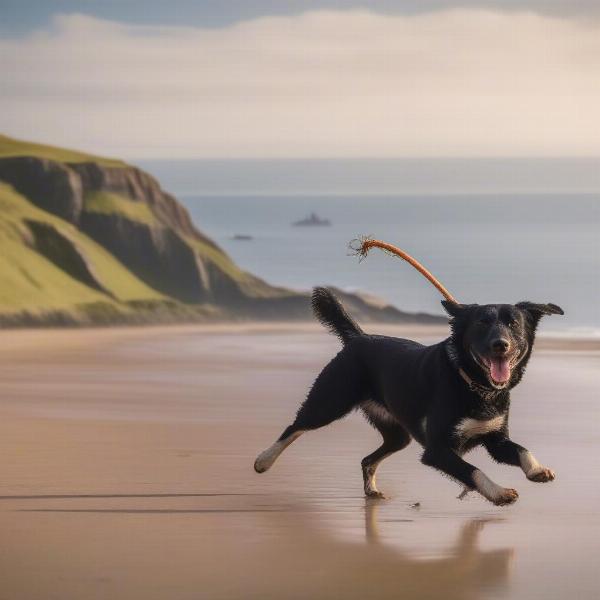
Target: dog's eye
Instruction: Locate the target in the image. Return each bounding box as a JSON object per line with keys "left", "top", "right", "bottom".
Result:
{"left": 508, "top": 319, "right": 519, "bottom": 329}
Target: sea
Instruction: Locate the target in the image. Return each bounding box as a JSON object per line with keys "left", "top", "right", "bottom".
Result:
{"left": 138, "top": 159, "right": 600, "bottom": 336}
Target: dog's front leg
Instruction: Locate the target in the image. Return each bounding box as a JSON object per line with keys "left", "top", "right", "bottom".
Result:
{"left": 483, "top": 433, "right": 556, "bottom": 483}
{"left": 422, "top": 445, "right": 519, "bottom": 506}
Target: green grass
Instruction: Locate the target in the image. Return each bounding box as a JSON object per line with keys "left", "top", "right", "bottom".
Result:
{"left": 82, "top": 194, "right": 283, "bottom": 299}
{"left": 84, "top": 194, "right": 283, "bottom": 298}
{"left": 0, "top": 134, "right": 126, "bottom": 167}
{"left": 84, "top": 191, "right": 157, "bottom": 225}
{"left": 0, "top": 183, "right": 164, "bottom": 314}
{"left": 0, "top": 135, "right": 294, "bottom": 324}
{"left": 187, "top": 237, "right": 246, "bottom": 281}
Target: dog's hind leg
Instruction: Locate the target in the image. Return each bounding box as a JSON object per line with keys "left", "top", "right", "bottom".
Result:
{"left": 361, "top": 407, "right": 411, "bottom": 498}
{"left": 254, "top": 349, "right": 367, "bottom": 474}
{"left": 254, "top": 427, "right": 305, "bottom": 473}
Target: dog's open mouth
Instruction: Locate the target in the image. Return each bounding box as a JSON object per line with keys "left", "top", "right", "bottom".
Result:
{"left": 470, "top": 349, "right": 525, "bottom": 389}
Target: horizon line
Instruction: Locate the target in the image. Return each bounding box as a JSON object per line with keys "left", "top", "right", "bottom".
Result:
{"left": 135, "top": 155, "right": 600, "bottom": 162}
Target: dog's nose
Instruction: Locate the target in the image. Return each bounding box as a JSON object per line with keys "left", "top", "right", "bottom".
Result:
{"left": 491, "top": 338, "right": 510, "bottom": 355}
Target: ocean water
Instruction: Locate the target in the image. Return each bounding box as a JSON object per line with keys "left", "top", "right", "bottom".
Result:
{"left": 179, "top": 193, "right": 599, "bottom": 334}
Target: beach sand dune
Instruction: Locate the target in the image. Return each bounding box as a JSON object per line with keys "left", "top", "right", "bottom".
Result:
{"left": 0, "top": 325, "right": 598, "bottom": 599}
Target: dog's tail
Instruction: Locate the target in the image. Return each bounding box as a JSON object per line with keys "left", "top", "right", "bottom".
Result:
{"left": 312, "top": 287, "right": 364, "bottom": 344}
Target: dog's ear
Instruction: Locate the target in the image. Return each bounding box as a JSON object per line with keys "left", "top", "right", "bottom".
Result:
{"left": 441, "top": 300, "right": 468, "bottom": 317}
{"left": 516, "top": 302, "right": 564, "bottom": 317}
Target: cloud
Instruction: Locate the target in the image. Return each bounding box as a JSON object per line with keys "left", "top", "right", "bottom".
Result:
{"left": 1, "top": 10, "right": 600, "bottom": 158}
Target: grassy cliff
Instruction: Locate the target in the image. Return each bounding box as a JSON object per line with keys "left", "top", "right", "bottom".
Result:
{"left": 0, "top": 134, "right": 444, "bottom": 327}
{"left": 83, "top": 191, "right": 157, "bottom": 225}
{"left": 0, "top": 183, "right": 173, "bottom": 323}
{"left": 0, "top": 134, "right": 126, "bottom": 167}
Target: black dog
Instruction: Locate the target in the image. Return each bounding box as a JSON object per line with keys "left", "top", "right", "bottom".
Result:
{"left": 254, "top": 288, "right": 563, "bottom": 505}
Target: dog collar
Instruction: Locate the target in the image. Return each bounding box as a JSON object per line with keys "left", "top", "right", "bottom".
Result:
{"left": 457, "top": 368, "right": 499, "bottom": 399}
{"left": 445, "top": 340, "right": 500, "bottom": 400}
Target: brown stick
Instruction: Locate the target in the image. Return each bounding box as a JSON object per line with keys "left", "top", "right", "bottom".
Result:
{"left": 354, "top": 237, "right": 459, "bottom": 304}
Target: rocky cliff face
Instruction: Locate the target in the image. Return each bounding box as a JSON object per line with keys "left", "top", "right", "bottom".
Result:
{"left": 0, "top": 155, "right": 204, "bottom": 239}
{"left": 0, "top": 155, "right": 251, "bottom": 306}
{"left": 0, "top": 157, "right": 83, "bottom": 223}
{"left": 70, "top": 162, "right": 212, "bottom": 243}
{"left": 0, "top": 137, "right": 445, "bottom": 326}
{"left": 79, "top": 212, "right": 211, "bottom": 303}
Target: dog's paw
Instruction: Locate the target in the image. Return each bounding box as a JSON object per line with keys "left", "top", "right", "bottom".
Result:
{"left": 491, "top": 488, "right": 519, "bottom": 506}
{"left": 365, "top": 489, "right": 388, "bottom": 500}
{"left": 473, "top": 470, "right": 518, "bottom": 507}
{"left": 253, "top": 458, "right": 267, "bottom": 473}
{"left": 253, "top": 452, "right": 273, "bottom": 473}
{"left": 527, "top": 466, "right": 555, "bottom": 483}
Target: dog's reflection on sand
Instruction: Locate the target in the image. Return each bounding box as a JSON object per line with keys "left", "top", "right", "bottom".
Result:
{"left": 228, "top": 499, "right": 515, "bottom": 600}
{"left": 0, "top": 492, "right": 514, "bottom": 599}
{"left": 364, "top": 500, "right": 514, "bottom": 597}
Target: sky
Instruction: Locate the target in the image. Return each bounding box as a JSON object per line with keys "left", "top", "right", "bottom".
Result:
{"left": 1, "top": 1, "right": 600, "bottom": 159}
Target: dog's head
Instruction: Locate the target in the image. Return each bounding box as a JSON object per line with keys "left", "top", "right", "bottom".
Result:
{"left": 442, "top": 300, "right": 564, "bottom": 390}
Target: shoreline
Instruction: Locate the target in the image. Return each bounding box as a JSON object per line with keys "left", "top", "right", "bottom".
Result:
{"left": 0, "top": 321, "right": 598, "bottom": 356}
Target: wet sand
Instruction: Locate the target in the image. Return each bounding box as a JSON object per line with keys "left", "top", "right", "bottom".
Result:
{"left": 0, "top": 324, "right": 598, "bottom": 599}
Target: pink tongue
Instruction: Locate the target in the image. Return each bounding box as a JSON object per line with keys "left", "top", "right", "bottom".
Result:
{"left": 490, "top": 358, "right": 511, "bottom": 383}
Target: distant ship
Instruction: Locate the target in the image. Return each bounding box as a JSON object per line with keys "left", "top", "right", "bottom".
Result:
{"left": 292, "top": 212, "right": 331, "bottom": 227}
{"left": 232, "top": 234, "right": 253, "bottom": 241}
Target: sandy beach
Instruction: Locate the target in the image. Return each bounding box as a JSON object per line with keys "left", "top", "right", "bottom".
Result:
{"left": 0, "top": 324, "right": 598, "bottom": 599}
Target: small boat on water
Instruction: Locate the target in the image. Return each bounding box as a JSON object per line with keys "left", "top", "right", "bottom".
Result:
{"left": 232, "top": 234, "right": 253, "bottom": 241}
{"left": 292, "top": 212, "right": 331, "bottom": 227}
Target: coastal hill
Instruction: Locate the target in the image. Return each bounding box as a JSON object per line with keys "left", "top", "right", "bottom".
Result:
{"left": 0, "top": 134, "right": 443, "bottom": 327}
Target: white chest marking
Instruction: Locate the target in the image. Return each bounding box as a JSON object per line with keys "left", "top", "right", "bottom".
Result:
{"left": 456, "top": 415, "right": 505, "bottom": 440}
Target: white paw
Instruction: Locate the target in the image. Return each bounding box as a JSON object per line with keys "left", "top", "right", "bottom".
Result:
{"left": 473, "top": 470, "right": 519, "bottom": 506}
{"left": 491, "top": 487, "right": 519, "bottom": 506}
{"left": 365, "top": 489, "right": 387, "bottom": 499}
{"left": 527, "top": 466, "right": 556, "bottom": 482}
{"left": 254, "top": 443, "right": 282, "bottom": 473}
{"left": 253, "top": 456, "right": 269, "bottom": 473}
